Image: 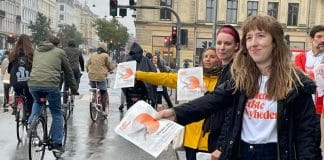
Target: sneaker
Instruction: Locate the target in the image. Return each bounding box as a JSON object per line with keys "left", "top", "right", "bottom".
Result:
{"left": 101, "top": 111, "right": 108, "bottom": 116}
{"left": 52, "top": 143, "right": 64, "bottom": 153}
{"left": 52, "top": 143, "right": 64, "bottom": 158}
{"left": 3, "top": 108, "right": 9, "bottom": 112}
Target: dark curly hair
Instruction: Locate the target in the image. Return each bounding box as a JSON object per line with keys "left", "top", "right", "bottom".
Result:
{"left": 9, "top": 34, "right": 34, "bottom": 68}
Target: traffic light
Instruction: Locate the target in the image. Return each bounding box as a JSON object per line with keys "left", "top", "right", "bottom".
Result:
{"left": 202, "top": 41, "right": 207, "bottom": 49}
{"left": 110, "top": 0, "right": 118, "bottom": 17}
{"left": 164, "top": 36, "right": 170, "bottom": 47}
{"left": 7, "top": 33, "right": 16, "bottom": 44}
{"left": 171, "top": 26, "right": 177, "bottom": 45}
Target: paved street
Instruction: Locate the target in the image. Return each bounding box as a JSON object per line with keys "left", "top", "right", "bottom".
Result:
{"left": 0, "top": 59, "right": 186, "bottom": 160}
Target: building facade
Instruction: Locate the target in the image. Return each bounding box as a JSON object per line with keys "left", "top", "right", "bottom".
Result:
{"left": 38, "top": 0, "right": 56, "bottom": 31}
{"left": 21, "top": 0, "right": 37, "bottom": 35}
{"left": 0, "top": 0, "right": 21, "bottom": 49}
{"left": 80, "top": 5, "right": 99, "bottom": 51}
{"left": 135, "top": 0, "right": 323, "bottom": 67}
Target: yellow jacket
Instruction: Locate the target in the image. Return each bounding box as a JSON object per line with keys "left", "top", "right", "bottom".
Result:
{"left": 136, "top": 71, "right": 218, "bottom": 151}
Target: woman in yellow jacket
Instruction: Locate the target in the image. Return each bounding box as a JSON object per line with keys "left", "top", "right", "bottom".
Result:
{"left": 136, "top": 47, "right": 221, "bottom": 160}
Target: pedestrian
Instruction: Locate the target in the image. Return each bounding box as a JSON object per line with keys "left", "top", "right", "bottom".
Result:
{"left": 151, "top": 55, "right": 173, "bottom": 109}
{"left": 8, "top": 34, "right": 34, "bottom": 116}
{"left": 145, "top": 52, "right": 153, "bottom": 61}
{"left": 86, "top": 42, "right": 113, "bottom": 116}
{"left": 63, "top": 39, "right": 85, "bottom": 104}
{"left": 28, "top": 36, "right": 78, "bottom": 154}
{"left": 294, "top": 25, "right": 324, "bottom": 151}
{"left": 1, "top": 50, "right": 11, "bottom": 112}
{"left": 136, "top": 47, "right": 222, "bottom": 160}
{"left": 203, "top": 25, "right": 240, "bottom": 153}
{"left": 158, "top": 15, "right": 322, "bottom": 160}
{"left": 183, "top": 60, "right": 189, "bottom": 68}
{"left": 122, "top": 42, "right": 157, "bottom": 109}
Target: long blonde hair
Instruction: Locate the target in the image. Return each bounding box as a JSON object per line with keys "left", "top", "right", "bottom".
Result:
{"left": 231, "top": 15, "right": 301, "bottom": 100}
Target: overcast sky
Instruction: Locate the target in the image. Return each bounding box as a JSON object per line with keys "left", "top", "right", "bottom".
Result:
{"left": 78, "top": 0, "right": 136, "bottom": 35}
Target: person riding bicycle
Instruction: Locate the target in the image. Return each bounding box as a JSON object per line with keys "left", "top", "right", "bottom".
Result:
{"left": 8, "top": 34, "right": 34, "bottom": 116}
{"left": 63, "top": 39, "right": 85, "bottom": 104}
{"left": 86, "top": 43, "right": 113, "bottom": 116}
{"left": 27, "top": 36, "right": 78, "bottom": 153}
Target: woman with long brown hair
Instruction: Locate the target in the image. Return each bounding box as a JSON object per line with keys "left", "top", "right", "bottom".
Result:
{"left": 158, "top": 15, "right": 321, "bottom": 160}
{"left": 8, "top": 34, "right": 34, "bottom": 115}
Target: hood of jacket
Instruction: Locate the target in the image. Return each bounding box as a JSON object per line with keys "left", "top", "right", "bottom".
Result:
{"left": 285, "top": 69, "right": 317, "bottom": 103}
{"left": 37, "top": 41, "right": 55, "bottom": 52}
{"left": 128, "top": 42, "right": 143, "bottom": 63}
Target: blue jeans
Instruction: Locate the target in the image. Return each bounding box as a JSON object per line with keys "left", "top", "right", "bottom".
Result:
{"left": 240, "top": 141, "right": 277, "bottom": 160}
{"left": 28, "top": 86, "right": 63, "bottom": 145}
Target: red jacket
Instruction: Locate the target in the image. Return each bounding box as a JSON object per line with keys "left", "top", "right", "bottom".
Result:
{"left": 294, "top": 52, "right": 324, "bottom": 114}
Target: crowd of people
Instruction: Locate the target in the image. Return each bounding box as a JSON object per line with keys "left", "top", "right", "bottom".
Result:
{"left": 0, "top": 14, "right": 323, "bottom": 160}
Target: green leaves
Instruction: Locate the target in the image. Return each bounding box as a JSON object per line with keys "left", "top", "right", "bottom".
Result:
{"left": 93, "top": 18, "right": 130, "bottom": 47}
{"left": 29, "top": 12, "right": 51, "bottom": 45}
{"left": 57, "top": 24, "right": 84, "bottom": 48}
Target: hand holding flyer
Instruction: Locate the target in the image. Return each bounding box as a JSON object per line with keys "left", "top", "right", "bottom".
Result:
{"left": 177, "top": 67, "right": 204, "bottom": 101}
{"left": 113, "top": 61, "right": 136, "bottom": 88}
{"left": 114, "top": 100, "right": 184, "bottom": 158}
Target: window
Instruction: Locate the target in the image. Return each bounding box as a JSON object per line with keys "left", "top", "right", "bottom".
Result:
{"left": 268, "top": 2, "right": 278, "bottom": 19}
{"left": 206, "top": 0, "right": 215, "bottom": 22}
{"left": 59, "top": 14, "right": 64, "bottom": 21}
{"left": 226, "top": 0, "right": 237, "bottom": 24}
{"left": 287, "top": 3, "right": 298, "bottom": 26}
{"left": 160, "top": 0, "right": 172, "bottom": 20}
{"left": 247, "top": 1, "right": 258, "bottom": 16}
{"left": 60, "top": 5, "right": 64, "bottom": 11}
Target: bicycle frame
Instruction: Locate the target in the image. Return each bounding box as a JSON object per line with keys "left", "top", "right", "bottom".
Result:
{"left": 15, "top": 95, "right": 28, "bottom": 142}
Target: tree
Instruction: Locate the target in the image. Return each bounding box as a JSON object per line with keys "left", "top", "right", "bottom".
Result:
{"left": 29, "top": 12, "right": 51, "bottom": 45}
{"left": 93, "top": 18, "right": 130, "bottom": 47}
{"left": 57, "top": 24, "right": 84, "bottom": 48}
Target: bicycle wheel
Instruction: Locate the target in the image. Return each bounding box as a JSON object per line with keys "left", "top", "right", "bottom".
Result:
{"left": 16, "top": 102, "right": 26, "bottom": 142}
{"left": 63, "top": 103, "right": 70, "bottom": 120}
{"left": 89, "top": 102, "right": 98, "bottom": 121}
{"left": 62, "top": 114, "right": 67, "bottom": 146}
{"left": 29, "top": 118, "right": 46, "bottom": 160}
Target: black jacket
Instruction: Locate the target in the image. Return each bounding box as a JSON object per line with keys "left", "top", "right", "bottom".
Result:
{"left": 174, "top": 70, "right": 321, "bottom": 160}
{"left": 203, "top": 62, "right": 232, "bottom": 152}
{"left": 122, "top": 43, "right": 157, "bottom": 106}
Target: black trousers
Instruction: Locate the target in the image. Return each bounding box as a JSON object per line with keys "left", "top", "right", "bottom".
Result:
{"left": 3, "top": 83, "right": 11, "bottom": 108}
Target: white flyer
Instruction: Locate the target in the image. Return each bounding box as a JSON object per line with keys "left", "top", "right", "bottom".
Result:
{"left": 114, "top": 100, "right": 184, "bottom": 158}
{"left": 196, "top": 152, "right": 212, "bottom": 160}
{"left": 177, "top": 67, "right": 204, "bottom": 101}
{"left": 113, "top": 61, "right": 136, "bottom": 88}
{"left": 315, "top": 63, "right": 324, "bottom": 96}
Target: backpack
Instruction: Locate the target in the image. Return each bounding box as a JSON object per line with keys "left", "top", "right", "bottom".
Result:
{"left": 10, "top": 56, "right": 30, "bottom": 89}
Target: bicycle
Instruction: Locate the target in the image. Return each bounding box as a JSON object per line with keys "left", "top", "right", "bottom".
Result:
{"left": 28, "top": 92, "right": 68, "bottom": 160}
{"left": 15, "top": 94, "right": 28, "bottom": 142}
{"left": 61, "top": 90, "right": 74, "bottom": 120}
{"left": 89, "top": 86, "right": 109, "bottom": 122}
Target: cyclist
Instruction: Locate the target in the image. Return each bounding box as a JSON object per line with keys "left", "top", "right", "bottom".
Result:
{"left": 86, "top": 42, "right": 113, "bottom": 116}
{"left": 63, "top": 39, "right": 84, "bottom": 104}
{"left": 8, "top": 34, "right": 34, "bottom": 116}
{"left": 27, "top": 36, "right": 78, "bottom": 153}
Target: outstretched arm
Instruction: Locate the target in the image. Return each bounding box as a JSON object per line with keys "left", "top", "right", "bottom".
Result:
{"left": 136, "top": 71, "right": 178, "bottom": 89}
